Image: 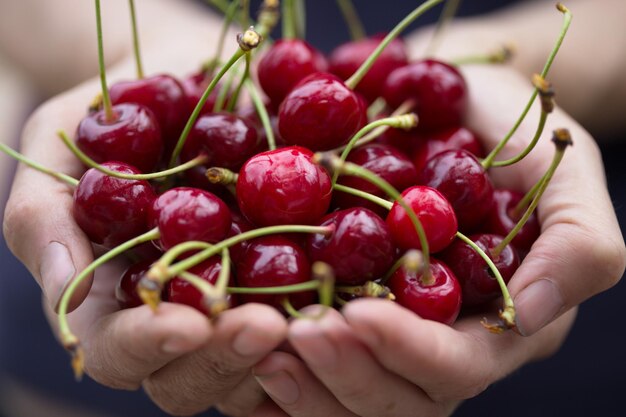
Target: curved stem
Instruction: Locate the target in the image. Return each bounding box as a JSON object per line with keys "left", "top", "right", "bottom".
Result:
{"left": 213, "top": 63, "right": 239, "bottom": 112}
{"left": 332, "top": 184, "right": 392, "bottom": 210}
{"left": 450, "top": 44, "right": 514, "bottom": 66}
{"left": 424, "top": 0, "right": 461, "bottom": 57}
{"left": 128, "top": 0, "right": 144, "bottom": 79}
{"left": 0, "top": 142, "right": 78, "bottom": 187}
{"left": 215, "top": 248, "right": 231, "bottom": 293}
{"left": 487, "top": 111, "right": 548, "bottom": 168}
{"left": 95, "top": 0, "right": 114, "bottom": 122}
{"left": 207, "top": 0, "right": 240, "bottom": 74}
{"left": 245, "top": 79, "right": 276, "bottom": 151}
{"left": 282, "top": 0, "right": 297, "bottom": 39}
{"left": 226, "top": 53, "right": 252, "bottom": 112}
{"left": 336, "top": 0, "right": 366, "bottom": 40}
{"left": 345, "top": 0, "right": 444, "bottom": 90}
{"left": 158, "top": 241, "right": 213, "bottom": 270}
{"left": 227, "top": 280, "right": 320, "bottom": 294}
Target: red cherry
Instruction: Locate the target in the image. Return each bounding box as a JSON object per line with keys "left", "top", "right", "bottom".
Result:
{"left": 236, "top": 236, "right": 315, "bottom": 310}
{"left": 116, "top": 258, "right": 164, "bottom": 309}
{"left": 440, "top": 233, "right": 519, "bottom": 306}
{"left": 411, "top": 126, "right": 484, "bottom": 173}
{"left": 258, "top": 39, "right": 329, "bottom": 106}
{"left": 306, "top": 207, "right": 395, "bottom": 285}
{"left": 388, "top": 258, "right": 462, "bottom": 325}
{"left": 420, "top": 149, "right": 494, "bottom": 232}
{"left": 329, "top": 35, "right": 408, "bottom": 102}
{"left": 181, "top": 71, "right": 225, "bottom": 115}
{"left": 386, "top": 185, "right": 457, "bottom": 253}
{"left": 236, "top": 146, "right": 332, "bottom": 226}
{"left": 278, "top": 73, "right": 367, "bottom": 151}
{"left": 73, "top": 161, "right": 156, "bottom": 248}
{"left": 149, "top": 187, "right": 231, "bottom": 251}
{"left": 225, "top": 209, "right": 254, "bottom": 265}
{"left": 334, "top": 143, "right": 418, "bottom": 217}
{"left": 181, "top": 112, "right": 259, "bottom": 170}
{"left": 383, "top": 59, "right": 467, "bottom": 130}
{"left": 484, "top": 189, "right": 540, "bottom": 253}
{"left": 76, "top": 103, "right": 163, "bottom": 173}
{"left": 167, "top": 256, "right": 237, "bottom": 315}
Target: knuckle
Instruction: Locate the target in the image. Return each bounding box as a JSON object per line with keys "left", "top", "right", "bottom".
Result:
{"left": 2, "top": 195, "right": 38, "bottom": 259}
{"left": 143, "top": 379, "right": 209, "bottom": 417}
{"left": 589, "top": 236, "right": 626, "bottom": 291}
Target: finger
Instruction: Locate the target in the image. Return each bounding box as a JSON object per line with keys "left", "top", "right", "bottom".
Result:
{"left": 250, "top": 399, "right": 290, "bottom": 417}
{"left": 286, "top": 307, "right": 441, "bottom": 417}
{"left": 143, "top": 303, "right": 287, "bottom": 417}
{"left": 82, "top": 303, "right": 212, "bottom": 390}
{"left": 462, "top": 66, "right": 626, "bottom": 335}
{"left": 253, "top": 351, "right": 358, "bottom": 417}
{"left": 343, "top": 299, "right": 577, "bottom": 402}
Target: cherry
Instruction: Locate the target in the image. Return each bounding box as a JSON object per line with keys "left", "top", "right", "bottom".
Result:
{"left": 73, "top": 161, "right": 156, "bottom": 248}
{"left": 181, "top": 71, "right": 226, "bottom": 115}
{"left": 109, "top": 74, "right": 187, "bottom": 149}
{"left": 225, "top": 209, "right": 254, "bottom": 265}
{"left": 236, "top": 146, "right": 332, "bottom": 226}
{"left": 440, "top": 233, "right": 519, "bottom": 306}
{"left": 306, "top": 207, "right": 395, "bottom": 285}
{"left": 334, "top": 143, "right": 418, "bottom": 217}
{"left": 75, "top": 103, "right": 163, "bottom": 173}
{"left": 117, "top": 258, "right": 164, "bottom": 309}
{"left": 258, "top": 39, "right": 329, "bottom": 106}
{"left": 329, "top": 35, "right": 408, "bottom": 102}
{"left": 388, "top": 257, "right": 461, "bottom": 325}
{"left": 236, "top": 235, "right": 315, "bottom": 310}
{"left": 278, "top": 73, "right": 367, "bottom": 151}
{"left": 386, "top": 185, "right": 457, "bottom": 253}
{"left": 180, "top": 112, "right": 259, "bottom": 171}
{"left": 411, "top": 126, "right": 484, "bottom": 173}
{"left": 149, "top": 187, "right": 231, "bottom": 251}
{"left": 419, "top": 149, "right": 494, "bottom": 232}
{"left": 167, "top": 256, "right": 237, "bottom": 315}
{"left": 383, "top": 59, "right": 467, "bottom": 130}
{"left": 484, "top": 189, "right": 540, "bottom": 253}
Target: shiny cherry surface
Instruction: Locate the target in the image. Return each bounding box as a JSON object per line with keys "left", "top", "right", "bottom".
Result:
{"left": 76, "top": 103, "right": 163, "bottom": 173}
{"left": 306, "top": 207, "right": 395, "bottom": 285}
{"left": 181, "top": 71, "right": 224, "bottom": 115}
{"left": 412, "top": 126, "right": 484, "bottom": 173}
{"left": 236, "top": 146, "right": 332, "bottom": 226}
{"left": 278, "top": 73, "right": 366, "bottom": 151}
{"left": 388, "top": 257, "right": 461, "bottom": 325}
{"left": 73, "top": 162, "right": 156, "bottom": 248}
{"left": 485, "top": 189, "right": 540, "bottom": 253}
{"left": 386, "top": 185, "right": 457, "bottom": 253}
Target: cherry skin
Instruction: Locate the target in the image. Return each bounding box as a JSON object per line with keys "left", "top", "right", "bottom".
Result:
{"left": 383, "top": 59, "right": 467, "bottom": 130}
{"left": 258, "top": 39, "right": 329, "bottom": 106}
{"left": 329, "top": 35, "right": 408, "bottom": 103}
{"left": 420, "top": 149, "right": 494, "bottom": 232}
{"left": 484, "top": 189, "right": 540, "bottom": 253}
{"left": 236, "top": 146, "right": 332, "bottom": 227}
{"left": 180, "top": 112, "right": 259, "bottom": 171}
{"left": 109, "top": 74, "right": 187, "bottom": 149}
{"left": 181, "top": 70, "right": 226, "bottom": 115}
{"left": 236, "top": 236, "right": 315, "bottom": 311}
{"left": 439, "top": 233, "right": 520, "bottom": 306}
{"left": 76, "top": 103, "right": 163, "bottom": 173}
{"left": 306, "top": 207, "right": 395, "bottom": 285}
{"left": 411, "top": 126, "right": 484, "bottom": 173}
{"left": 386, "top": 185, "right": 458, "bottom": 253}
{"left": 334, "top": 143, "right": 418, "bottom": 217}
{"left": 388, "top": 257, "right": 462, "bottom": 325}
{"left": 167, "top": 256, "right": 237, "bottom": 316}
{"left": 116, "top": 258, "right": 164, "bottom": 309}
{"left": 278, "top": 73, "right": 367, "bottom": 151}
{"left": 149, "top": 187, "right": 231, "bottom": 251}
{"left": 73, "top": 161, "right": 156, "bottom": 248}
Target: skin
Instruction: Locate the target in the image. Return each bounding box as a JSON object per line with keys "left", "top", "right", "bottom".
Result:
{"left": 1, "top": 0, "right": 626, "bottom": 416}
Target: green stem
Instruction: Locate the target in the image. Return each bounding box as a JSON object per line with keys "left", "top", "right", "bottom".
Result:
{"left": 424, "top": 0, "right": 461, "bottom": 57}
{"left": 481, "top": 5, "right": 572, "bottom": 168}
{"left": 158, "top": 241, "right": 213, "bottom": 270}
{"left": 450, "top": 44, "right": 514, "bottom": 66}
{"left": 128, "top": 0, "right": 144, "bottom": 79}
{"left": 58, "top": 130, "right": 207, "bottom": 180}
{"left": 226, "top": 53, "right": 251, "bottom": 112}
{"left": 206, "top": 0, "right": 230, "bottom": 14}
{"left": 294, "top": 0, "right": 307, "bottom": 39}
{"left": 336, "top": 0, "right": 366, "bottom": 40}
{"left": 345, "top": 0, "right": 444, "bottom": 90}
{"left": 240, "top": 0, "right": 250, "bottom": 29}
{"left": 215, "top": 248, "right": 231, "bottom": 293}
{"left": 380, "top": 249, "right": 422, "bottom": 285}
{"left": 95, "top": 0, "right": 114, "bottom": 122}
{"left": 227, "top": 280, "right": 320, "bottom": 294}
{"left": 282, "top": 0, "right": 297, "bottom": 39}
{"left": 0, "top": 142, "right": 78, "bottom": 187}
{"left": 486, "top": 111, "right": 548, "bottom": 168}
{"left": 213, "top": 63, "right": 239, "bottom": 112}
{"left": 207, "top": 0, "right": 240, "bottom": 74}
{"left": 245, "top": 79, "right": 276, "bottom": 150}
{"left": 179, "top": 271, "right": 219, "bottom": 298}
{"left": 513, "top": 175, "right": 544, "bottom": 217}
{"left": 332, "top": 184, "right": 392, "bottom": 210}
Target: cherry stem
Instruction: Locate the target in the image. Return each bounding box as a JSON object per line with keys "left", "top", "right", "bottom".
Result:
{"left": 207, "top": 0, "right": 240, "bottom": 74}
{"left": 240, "top": 0, "right": 251, "bottom": 29}
{"left": 345, "top": 0, "right": 444, "bottom": 90}
{"left": 282, "top": 0, "right": 297, "bottom": 39}
{"left": 95, "top": 0, "right": 115, "bottom": 122}
{"left": 128, "top": 0, "right": 144, "bottom": 79}
{"left": 481, "top": 4, "right": 572, "bottom": 169}
{"left": 57, "top": 129, "right": 208, "bottom": 180}
{"left": 513, "top": 174, "right": 544, "bottom": 216}
{"left": 0, "top": 141, "right": 78, "bottom": 187}
{"left": 380, "top": 249, "right": 423, "bottom": 285}
{"left": 294, "top": 0, "right": 307, "bottom": 39}
{"left": 336, "top": 0, "right": 366, "bottom": 41}
{"left": 155, "top": 225, "right": 333, "bottom": 283}
{"left": 492, "top": 129, "right": 572, "bottom": 257}
{"left": 169, "top": 29, "right": 261, "bottom": 168}
{"left": 228, "top": 280, "right": 321, "bottom": 294}
{"left": 57, "top": 227, "right": 160, "bottom": 379}
{"left": 334, "top": 295, "right": 348, "bottom": 306}
{"left": 312, "top": 261, "right": 335, "bottom": 307}
{"left": 333, "top": 113, "right": 418, "bottom": 184}
{"left": 450, "top": 44, "right": 514, "bottom": 66}
{"left": 332, "top": 184, "right": 393, "bottom": 210}
{"left": 424, "top": 0, "right": 461, "bottom": 57}
{"left": 213, "top": 63, "right": 239, "bottom": 112}
{"left": 366, "top": 97, "right": 386, "bottom": 119}
{"left": 455, "top": 230, "right": 515, "bottom": 330}
{"left": 206, "top": 167, "right": 238, "bottom": 185}
{"left": 335, "top": 281, "right": 394, "bottom": 300}
{"left": 226, "top": 53, "right": 252, "bottom": 112}
{"left": 245, "top": 78, "right": 277, "bottom": 150}
{"left": 334, "top": 99, "right": 415, "bottom": 153}
{"left": 156, "top": 241, "right": 213, "bottom": 272}
{"left": 215, "top": 248, "right": 231, "bottom": 293}
{"left": 206, "top": 0, "right": 231, "bottom": 14}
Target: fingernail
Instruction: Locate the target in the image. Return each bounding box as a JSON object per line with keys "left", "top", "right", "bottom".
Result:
{"left": 514, "top": 279, "right": 563, "bottom": 336}
{"left": 233, "top": 326, "right": 272, "bottom": 357}
{"left": 255, "top": 371, "right": 300, "bottom": 405}
{"left": 289, "top": 320, "right": 337, "bottom": 368}
{"left": 40, "top": 242, "right": 75, "bottom": 308}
